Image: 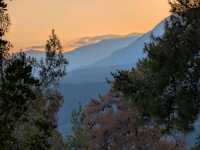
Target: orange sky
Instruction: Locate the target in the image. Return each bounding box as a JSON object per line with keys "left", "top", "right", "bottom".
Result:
{"left": 6, "top": 0, "right": 170, "bottom": 51}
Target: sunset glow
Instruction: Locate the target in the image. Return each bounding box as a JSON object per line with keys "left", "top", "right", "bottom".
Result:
{"left": 7, "top": 0, "right": 170, "bottom": 51}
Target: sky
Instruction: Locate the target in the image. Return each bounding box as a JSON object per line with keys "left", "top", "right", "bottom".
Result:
{"left": 6, "top": 0, "right": 170, "bottom": 51}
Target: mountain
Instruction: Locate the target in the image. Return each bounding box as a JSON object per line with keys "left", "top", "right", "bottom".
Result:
{"left": 64, "top": 33, "right": 142, "bottom": 71}
{"left": 63, "top": 34, "right": 125, "bottom": 51}
{"left": 93, "top": 19, "right": 166, "bottom": 68}
{"left": 24, "top": 20, "right": 166, "bottom": 135}
{"left": 61, "top": 19, "right": 166, "bottom": 84}
{"left": 57, "top": 20, "right": 167, "bottom": 136}
{"left": 23, "top": 18, "right": 200, "bottom": 147}
{"left": 25, "top": 33, "right": 142, "bottom": 71}
{"left": 58, "top": 82, "right": 110, "bottom": 134}
{"left": 62, "top": 64, "right": 133, "bottom": 84}
{"left": 25, "top": 49, "right": 45, "bottom": 60}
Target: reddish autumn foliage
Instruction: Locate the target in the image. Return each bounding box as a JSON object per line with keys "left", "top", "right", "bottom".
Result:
{"left": 84, "top": 92, "right": 186, "bottom": 150}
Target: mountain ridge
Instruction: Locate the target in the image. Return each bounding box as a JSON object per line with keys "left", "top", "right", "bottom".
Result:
{"left": 25, "top": 33, "right": 142, "bottom": 71}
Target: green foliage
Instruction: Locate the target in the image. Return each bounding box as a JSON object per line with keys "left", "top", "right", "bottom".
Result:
{"left": 112, "top": 0, "right": 200, "bottom": 135}
{"left": 0, "top": 0, "right": 11, "bottom": 76}
{"left": 0, "top": 12, "right": 67, "bottom": 149}
{"left": 40, "top": 29, "right": 68, "bottom": 88}
{"left": 169, "top": 0, "right": 200, "bottom": 13}
{"left": 0, "top": 53, "right": 40, "bottom": 149}
{"left": 0, "top": 52, "right": 66, "bottom": 149}
{"left": 65, "top": 105, "right": 88, "bottom": 150}
{"left": 192, "top": 136, "right": 200, "bottom": 150}
{"left": 0, "top": 1, "right": 68, "bottom": 149}
{"left": 18, "top": 29, "right": 68, "bottom": 149}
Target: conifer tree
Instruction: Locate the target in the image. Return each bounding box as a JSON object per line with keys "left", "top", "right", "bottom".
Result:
{"left": 0, "top": 53, "right": 40, "bottom": 148}
{"left": 0, "top": 1, "right": 68, "bottom": 148}
{"left": 40, "top": 29, "right": 68, "bottom": 88}
{"left": 22, "top": 30, "right": 68, "bottom": 150}
{"left": 0, "top": 0, "right": 10, "bottom": 77}
{"left": 65, "top": 105, "right": 89, "bottom": 150}
{"left": 112, "top": 0, "right": 200, "bottom": 134}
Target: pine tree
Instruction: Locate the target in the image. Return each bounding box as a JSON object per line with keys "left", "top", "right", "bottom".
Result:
{"left": 0, "top": 39, "right": 67, "bottom": 149}
{"left": 65, "top": 105, "right": 89, "bottom": 150}
{"left": 0, "top": 0, "right": 10, "bottom": 77}
{"left": 0, "top": 2, "right": 68, "bottom": 148}
{"left": 40, "top": 29, "right": 68, "bottom": 88}
{"left": 22, "top": 30, "right": 68, "bottom": 150}
{"left": 112, "top": 0, "right": 200, "bottom": 134}
{"left": 0, "top": 53, "right": 40, "bottom": 148}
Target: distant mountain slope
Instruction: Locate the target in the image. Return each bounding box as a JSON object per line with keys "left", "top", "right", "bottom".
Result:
{"left": 25, "top": 33, "right": 142, "bottom": 71}
{"left": 63, "top": 34, "right": 125, "bottom": 50}
{"left": 57, "top": 20, "right": 166, "bottom": 134}
{"left": 61, "top": 19, "right": 166, "bottom": 84}
{"left": 25, "top": 20, "right": 168, "bottom": 138}
{"left": 25, "top": 49, "right": 45, "bottom": 60}
{"left": 62, "top": 64, "right": 133, "bottom": 84}
{"left": 25, "top": 19, "right": 166, "bottom": 73}
{"left": 58, "top": 82, "right": 109, "bottom": 134}
{"left": 64, "top": 34, "right": 142, "bottom": 71}
{"left": 93, "top": 19, "right": 166, "bottom": 67}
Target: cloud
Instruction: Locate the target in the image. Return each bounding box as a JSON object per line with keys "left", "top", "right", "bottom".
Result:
{"left": 26, "top": 45, "right": 45, "bottom": 50}
{"left": 65, "top": 35, "right": 119, "bottom": 49}
{"left": 24, "top": 33, "right": 143, "bottom": 52}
